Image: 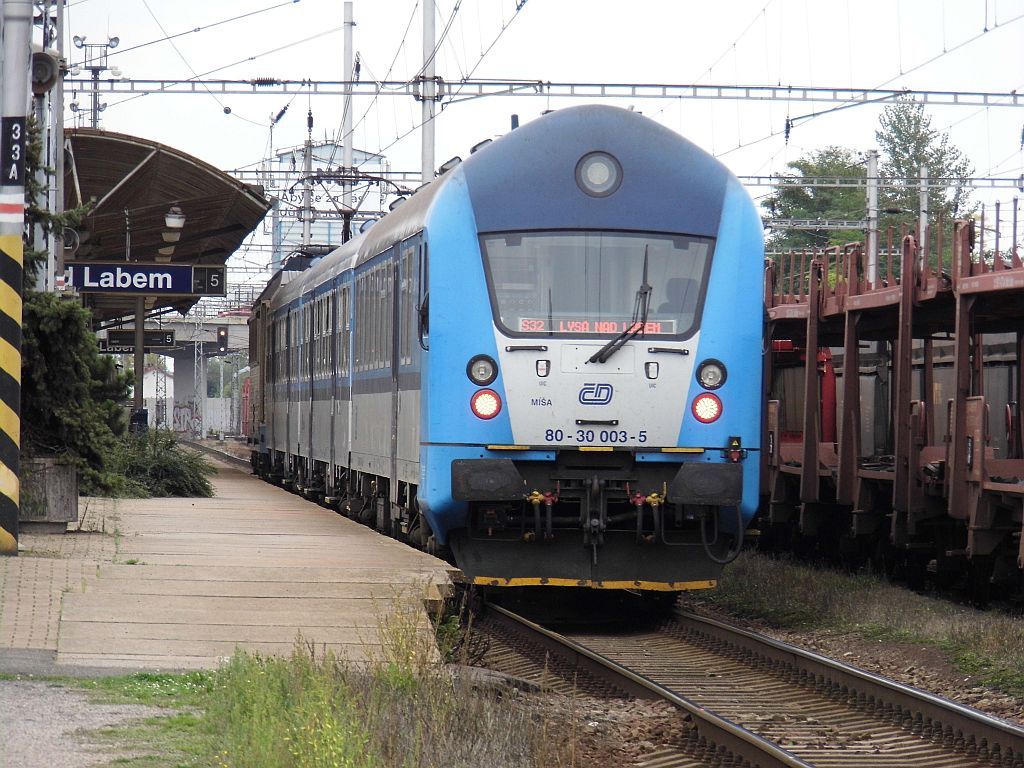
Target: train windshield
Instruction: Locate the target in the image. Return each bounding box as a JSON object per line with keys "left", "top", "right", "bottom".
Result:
{"left": 480, "top": 231, "right": 712, "bottom": 338}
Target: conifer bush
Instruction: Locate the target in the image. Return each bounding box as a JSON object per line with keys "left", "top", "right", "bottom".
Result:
{"left": 108, "top": 429, "right": 216, "bottom": 498}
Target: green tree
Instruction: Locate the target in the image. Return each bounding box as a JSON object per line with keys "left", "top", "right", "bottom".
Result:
{"left": 24, "top": 117, "right": 90, "bottom": 288}
{"left": 763, "top": 147, "right": 866, "bottom": 251}
{"left": 21, "top": 293, "right": 132, "bottom": 492}
{"left": 22, "top": 116, "right": 132, "bottom": 493}
{"left": 876, "top": 99, "right": 974, "bottom": 231}
{"left": 765, "top": 102, "right": 974, "bottom": 256}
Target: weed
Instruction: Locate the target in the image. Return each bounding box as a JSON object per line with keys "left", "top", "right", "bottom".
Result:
{"left": 700, "top": 551, "right": 1024, "bottom": 698}
{"left": 66, "top": 589, "right": 576, "bottom": 767}
{"left": 75, "top": 671, "right": 216, "bottom": 707}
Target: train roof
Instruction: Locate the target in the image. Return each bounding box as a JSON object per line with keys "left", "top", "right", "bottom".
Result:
{"left": 458, "top": 105, "right": 734, "bottom": 239}
{"left": 258, "top": 105, "right": 744, "bottom": 312}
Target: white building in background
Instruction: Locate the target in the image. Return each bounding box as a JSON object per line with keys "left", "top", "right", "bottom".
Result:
{"left": 267, "top": 141, "right": 390, "bottom": 271}
{"left": 138, "top": 360, "right": 231, "bottom": 436}
{"left": 141, "top": 366, "right": 173, "bottom": 430}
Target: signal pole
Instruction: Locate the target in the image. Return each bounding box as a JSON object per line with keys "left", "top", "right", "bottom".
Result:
{"left": 342, "top": 1, "right": 354, "bottom": 238}
{"left": 421, "top": 0, "right": 436, "bottom": 183}
{"left": 0, "top": 0, "right": 32, "bottom": 554}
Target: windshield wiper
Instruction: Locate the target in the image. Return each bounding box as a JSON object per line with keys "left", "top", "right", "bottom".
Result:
{"left": 588, "top": 247, "right": 653, "bottom": 364}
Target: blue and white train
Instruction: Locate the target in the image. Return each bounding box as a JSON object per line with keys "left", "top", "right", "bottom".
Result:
{"left": 248, "top": 105, "right": 764, "bottom": 592}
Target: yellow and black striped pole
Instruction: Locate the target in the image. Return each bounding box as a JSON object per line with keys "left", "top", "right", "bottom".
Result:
{"left": 0, "top": 0, "right": 32, "bottom": 555}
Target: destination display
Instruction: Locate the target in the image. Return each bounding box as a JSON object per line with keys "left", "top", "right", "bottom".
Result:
{"left": 517, "top": 318, "right": 675, "bottom": 334}
{"left": 69, "top": 263, "right": 227, "bottom": 296}
{"left": 100, "top": 329, "right": 175, "bottom": 353}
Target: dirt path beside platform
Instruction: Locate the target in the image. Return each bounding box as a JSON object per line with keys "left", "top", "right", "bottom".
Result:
{"left": 0, "top": 679, "right": 161, "bottom": 768}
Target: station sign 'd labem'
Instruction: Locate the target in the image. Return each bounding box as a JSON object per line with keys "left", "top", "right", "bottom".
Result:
{"left": 68, "top": 263, "right": 226, "bottom": 296}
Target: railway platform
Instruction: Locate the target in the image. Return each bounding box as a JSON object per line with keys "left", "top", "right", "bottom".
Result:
{"left": 0, "top": 457, "right": 456, "bottom": 672}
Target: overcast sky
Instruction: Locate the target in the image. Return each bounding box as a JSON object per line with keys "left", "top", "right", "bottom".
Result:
{"left": 61, "top": 0, "right": 1024, "bottom": 284}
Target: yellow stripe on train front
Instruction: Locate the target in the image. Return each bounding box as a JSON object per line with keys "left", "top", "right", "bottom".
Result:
{"left": 472, "top": 576, "right": 716, "bottom": 591}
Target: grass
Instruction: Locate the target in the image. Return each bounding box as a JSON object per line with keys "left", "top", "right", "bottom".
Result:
{"left": 692, "top": 551, "right": 1024, "bottom": 698}
{"left": 62, "top": 593, "right": 570, "bottom": 767}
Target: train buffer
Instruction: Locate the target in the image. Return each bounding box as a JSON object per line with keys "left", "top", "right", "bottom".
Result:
{"left": 0, "top": 457, "right": 457, "bottom": 672}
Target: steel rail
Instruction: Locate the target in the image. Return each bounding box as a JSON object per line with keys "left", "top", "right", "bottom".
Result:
{"left": 180, "top": 439, "right": 251, "bottom": 469}
{"left": 675, "top": 609, "right": 1024, "bottom": 764}
{"left": 487, "top": 603, "right": 812, "bottom": 768}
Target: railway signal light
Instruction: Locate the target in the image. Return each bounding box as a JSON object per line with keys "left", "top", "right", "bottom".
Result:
{"left": 216, "top": 325, "right": 228, "bottom": 354}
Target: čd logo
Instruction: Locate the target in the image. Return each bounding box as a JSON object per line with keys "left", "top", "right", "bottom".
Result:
{"left": 579, "top": 383, "right": 613, "bottom": 405}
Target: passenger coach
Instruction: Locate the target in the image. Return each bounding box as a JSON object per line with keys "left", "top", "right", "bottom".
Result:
{"left": 249, "top": 105, "right": 764, "bottom": 591}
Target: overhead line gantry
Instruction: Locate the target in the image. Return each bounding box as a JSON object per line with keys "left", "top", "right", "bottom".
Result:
{"left": 64, "top": 78, "right": 1024, "bottom": 108}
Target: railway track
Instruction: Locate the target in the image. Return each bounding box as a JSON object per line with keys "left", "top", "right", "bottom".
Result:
{"left": 181, "top": 439, "right": 252, "bottom": 469}
{"left": 476, "top": 604, "right": 1024, "bottom": 768}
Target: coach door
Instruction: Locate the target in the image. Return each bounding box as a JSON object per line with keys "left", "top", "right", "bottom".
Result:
{"left": 392, "top": 238, "right": 421, "bottom": 507}
{"left": 389, "top": 250, "right": 401, "bottom": 499}
{"left": 285, "top": 308, "right": 294, "bottom": 464}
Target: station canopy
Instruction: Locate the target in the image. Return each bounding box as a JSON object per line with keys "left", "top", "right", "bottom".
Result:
{"left": 64, "top": 128, "right": 270, "bottom": 323}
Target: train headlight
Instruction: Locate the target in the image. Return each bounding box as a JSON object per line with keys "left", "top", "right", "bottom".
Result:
{"left": 471, "top": 389, "right": 502, "bottom": 420}
{"left": 575, "top": 152, "right": 622, "bottom": 197}
{"left": 697, "top": 359, "right": 727, "bottom": 390}
{"left": 692, "top": 393, "right": 723, "bottom": 424}
{"left": 467, "top": 354, "right": 498, "bottom": 386}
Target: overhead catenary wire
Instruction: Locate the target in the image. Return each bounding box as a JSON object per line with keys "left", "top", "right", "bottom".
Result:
{"left": 778, "top": 10, "right": 1024, "bottom": 138}
{"left": 139, "top": 0, "right": 266, "bottom": 127}
{"left": 86, "top": 26, "right": 340, "bottom": 118}
{"left": 107, "top": 1, "right": 302, "bottom": 59}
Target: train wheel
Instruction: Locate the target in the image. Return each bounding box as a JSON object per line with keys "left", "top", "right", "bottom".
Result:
{"left": 903, "top": 550, "right": 929, "bottom": 592}
{"left": 357, "top": 500, "right": 375, "bottom": 527}
{"left": 967, "top": 556, "right": 994, "bottom": 607}
{"left": 868, "top": 539, "right": 896, "bottom": 579}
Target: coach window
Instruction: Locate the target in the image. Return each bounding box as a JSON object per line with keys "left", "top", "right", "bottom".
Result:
{"left": 378, "top": 267, "right": 386, "bottom": 370}
{"left": 417, "top": 243, "right": 429, "bottom": 350}
{"left": 317, "top": 296, "right": 323, "bottom": 379}
{"left": 355, "top": 277, "right": 363, "bottom": 372}
{"left": 323, "top": 295, "right": 329, "bottom": 378}
{"left": 384, "top": 264, "right": 392, "bottom": 368}
{"left": 315, "top": 297, "right": 321, "bottom": 379}
{"left": 374, "top": 269, "right": 381, "bottom": 370}
{"left": 268, "top": 320, "right": 275, "bottom": 380}
{"left": 341, "top": 285, "right": 350, "bottom": 376}
{"left": 364, "top": 272, "right": 373, "bottom": 371}
{"left": 312, "top": 299, "right": 318, "bottom": 380}
{"left": 399, "top": 244, "right": 413, "bottom": 366}
{"left": 361, "top": 275, "right": 369, "bottom": 372}
{"left": 372, "top": 268, "right": 380, "bottom": 370}
{"left": 385, "top": 263, "right": 391, "bottom": 368}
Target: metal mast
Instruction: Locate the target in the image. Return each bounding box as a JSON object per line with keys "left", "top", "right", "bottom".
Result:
{"left": 302, "top": 110, "right": 313, "bottom": 246}
{"left": 342, "top": 2, "right": 354, "bottom": 237}
{"left": 420, "top": 0, "right": 436, "bottom": 184}
{"left": 0, "top": 0, "right": 32, "bottom": 554}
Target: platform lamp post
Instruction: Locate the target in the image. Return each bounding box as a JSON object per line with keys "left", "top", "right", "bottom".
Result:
{"left": 68, "top": 35, "right": 119, "bottom": 129}
{"left": 130, "top": 206, "right": 184, "bottom": 431}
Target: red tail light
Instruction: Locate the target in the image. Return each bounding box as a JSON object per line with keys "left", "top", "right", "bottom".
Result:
{"left": 692, "top": 393, "right": 723, "bottom": 423}
{"left": 471, "top": 389, "right": 502, "bottom": 420}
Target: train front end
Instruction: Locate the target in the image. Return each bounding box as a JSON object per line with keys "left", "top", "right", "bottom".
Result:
{"left": 419, "top": 106, "right": 764, "bottom": 590}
